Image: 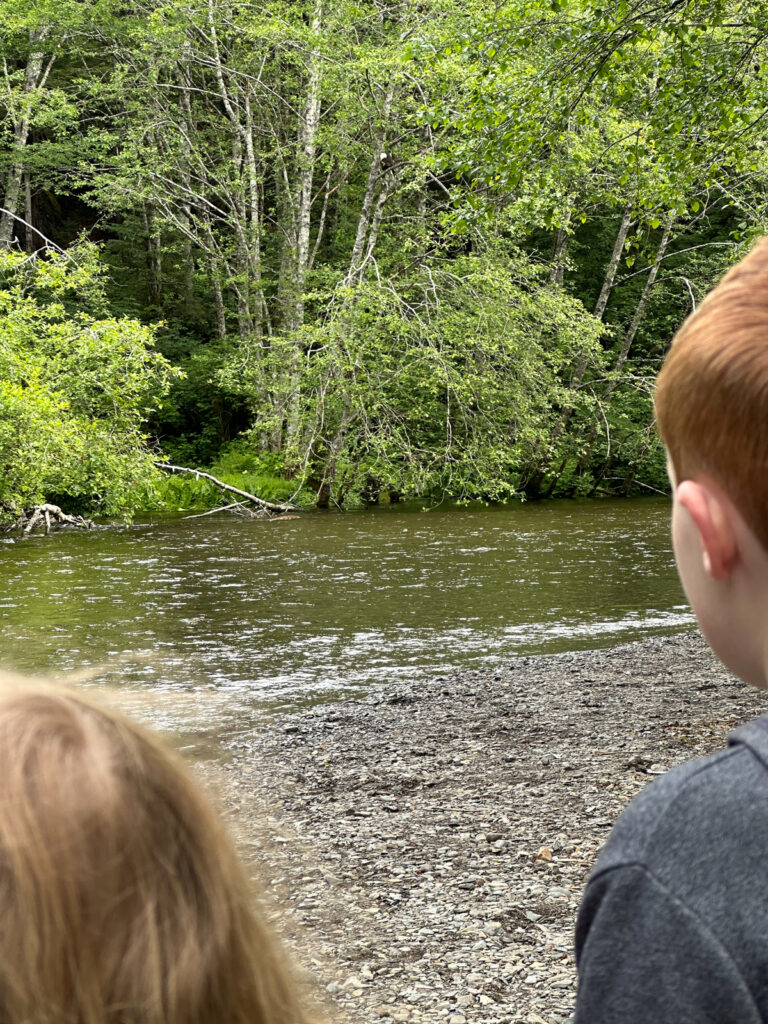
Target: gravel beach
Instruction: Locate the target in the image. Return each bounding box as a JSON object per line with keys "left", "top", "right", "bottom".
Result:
{"left": 196, "top": 632, "right": 767, "bottom": 1024}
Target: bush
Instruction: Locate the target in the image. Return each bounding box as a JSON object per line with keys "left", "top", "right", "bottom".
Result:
{"left": 0, "top": 244, "right": 178, "bottom": 524}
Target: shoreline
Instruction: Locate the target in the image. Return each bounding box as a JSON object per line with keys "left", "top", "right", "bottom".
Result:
{"left": 196, "top": 632, "right": 766, "bottom": 1024}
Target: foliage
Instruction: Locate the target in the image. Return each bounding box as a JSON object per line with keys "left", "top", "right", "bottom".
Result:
{"left": 3, "top": 0, "right": 768, "bottom": 510}
{"left": 0, "top": 245, "right": 177, "bottom": 522}
{"left": 220, "top": 249, "right": 606, "bottom": 502}
{"left": 144, "top": 444, "right": 315, "bottom": 512}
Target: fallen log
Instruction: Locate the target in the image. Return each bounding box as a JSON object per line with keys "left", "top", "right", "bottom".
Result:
{"left": 153, "top": 462, "right": 298, "bottom": 516}
{"left": 20, "top": 503, "right": 93, "bottom": 536}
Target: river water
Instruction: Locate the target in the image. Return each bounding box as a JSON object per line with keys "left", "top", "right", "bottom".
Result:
{"left": 0, "top": 497, "right": 692, "bottom": 740}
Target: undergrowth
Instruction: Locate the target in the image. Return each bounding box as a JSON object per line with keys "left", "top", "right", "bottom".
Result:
{"left": 141, "top": 444, "right": 316, "bottom": 512}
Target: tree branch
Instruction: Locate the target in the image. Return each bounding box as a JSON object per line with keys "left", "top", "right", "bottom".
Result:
{"left": 154, "top": 463, "right": 298, "bottom": 514}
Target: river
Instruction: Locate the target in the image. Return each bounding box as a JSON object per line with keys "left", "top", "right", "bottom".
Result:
{"left": 0, "top": 497, "right": 692, "bottom": 742}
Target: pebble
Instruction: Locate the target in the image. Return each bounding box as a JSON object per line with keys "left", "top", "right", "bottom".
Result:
{"left": 194, "top": 634, "right": 764, "bottom": 1024}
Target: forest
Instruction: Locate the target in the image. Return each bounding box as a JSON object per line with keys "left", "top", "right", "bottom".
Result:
{"left": 1, "top": 0, "right": 767, "bottom": 523}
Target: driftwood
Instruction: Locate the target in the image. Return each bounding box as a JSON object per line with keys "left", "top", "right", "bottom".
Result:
{"left": 20, "top": 503, "right": 93, "bottom": 536}
{"left": 183, "top": 503, "right": 300, "bottom": 522}
{"left": 154, "top": 462, "right": 298, "bottom": 516}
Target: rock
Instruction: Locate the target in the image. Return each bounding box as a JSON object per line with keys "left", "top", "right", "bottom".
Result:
{"left": 535, "top": 846, "right": 553, "bottom": 862}
{"left": 342, "top": 975, "right": 364, "bottom": 990}
{"left": 191, "top": 633, "right": 763, "bottom": 1024}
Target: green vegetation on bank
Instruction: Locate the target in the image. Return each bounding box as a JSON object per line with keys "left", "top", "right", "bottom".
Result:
{"left": 2, "top": 0, "right": 767, "bottom": 523}
{"left": 145, "top": 447, "right": 317, "bottom": 513}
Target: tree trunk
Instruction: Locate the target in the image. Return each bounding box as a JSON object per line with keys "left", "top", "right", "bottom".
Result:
{"left": 345, "top": 83, "right": 395, "bottom": 285}
{"left": 548, "top": 201, "right": 573, "bottom": 286}
{"left": 286, "top": 0, "right": 322, "bottom": 334}
{"left": 283, "top": 1, "right": 323, "bottom": 445}
{"left": 0, "top": 35, "right": 50, "bottom": 249}
{"left": 524, "top": 203, "right": 634, "bottom": 496}
{"left": 141, "top": 204, "right": 163, "bottom": 307}
{"left": 593, "top": 203, "right": 633, "bottom": 321}
{"left": 210, "top": 260, "right": 227, "bottom": 338}
{"left": 315, "top": 406, "right": 355, "bottom": 508}
{"left": 566, "top": 203, "right": 633, "bottom": 397}
{"left": 607, "top": 215, "right": 674, "bottom": 389}
{"left": 23, "top": 171, "right": 33, "bottom": 253}
{"left": 577, "top": 216, "right": 676, "bottom": 485}
{"left": 178, "top": 59, "right": 195, "bottom": 308}
{"left": 243, "top": 87, "right": 264, "bottom": 340}
{"left": 548, "top": 228, "right": 570, "bottom": 286}
{"left": 361, "top": 170, "right": 396, "bottom": 271}
{"left": 309, "top": 167, "right": 335, "bottom": 270}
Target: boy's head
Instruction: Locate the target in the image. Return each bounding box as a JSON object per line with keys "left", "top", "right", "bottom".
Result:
{"left": 656, "top": 238, "right": 768, "bottom": 687}
{"left": 656, "top": 238, "right": 768, "bottom": 552}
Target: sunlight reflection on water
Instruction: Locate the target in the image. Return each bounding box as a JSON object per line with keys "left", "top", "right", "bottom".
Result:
{"left": 0, "top": 497, "right": 691, "bottom": 738}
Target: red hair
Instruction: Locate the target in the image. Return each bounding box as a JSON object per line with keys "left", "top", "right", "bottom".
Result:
{"left": 656, "top": 238, "right": 768, "bottom": 550}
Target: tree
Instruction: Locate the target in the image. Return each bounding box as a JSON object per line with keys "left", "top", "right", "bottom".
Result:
{"left": 219, "top": 246, "right": 606, "bottom": 504}
{"left": 0, "top": 243, "right": 178, "bottom": 523}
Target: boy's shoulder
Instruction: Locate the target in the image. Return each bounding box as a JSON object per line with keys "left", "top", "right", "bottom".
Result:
{"left": 574, "top": 712, "right": 768, "bottom": 1023}
{"left": 594, "top": 712, "right": 768, "bottom": 889}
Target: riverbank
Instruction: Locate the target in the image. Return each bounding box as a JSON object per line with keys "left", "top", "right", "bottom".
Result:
{"left": 196, "top": 632, "right": 765, "bottom": 1024}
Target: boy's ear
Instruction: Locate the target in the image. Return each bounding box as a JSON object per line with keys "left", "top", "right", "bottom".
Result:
{"left": 676, "top": 480, "right": 737, "bottom": 581}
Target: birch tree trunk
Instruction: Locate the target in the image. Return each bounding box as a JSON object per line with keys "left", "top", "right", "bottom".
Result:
{"left": 23, "top": 171, "right": 33, "bottom": 253}
{"left": 548, "top": 227, "right": 570, "bottom": 286}
{"left": 243, "top": 88, "right": 264, "bottom": 340}
{"left": 210, "top": 260, "right": 227, "bottom": 339}
{"left": 593, "top": 203, "right": 633, "bottom": 321}
{"left": 0, "top": 33, "right": 50, "bottom": 249}
{"left": 345, "top": 83, "right": 395, "bottom": 285}
{"left": 524, "top": 203, "right": 634, "bottom": 496}
{"left": 230, "top": 135, "right": 256, "bottom": 342}
{"left": 548, "top": 200, "right": 573, "bottom": 286}
{"left": 579, "top": 216, "right": 676, "bottom": 489}
{"left": 178, "top": 59, "right": 195, "bottom": 308}
{"left": 309, "top": 167, "right": 335, "bottom": 270}
{"left": 605, "top": 215, "right": 674, "bottom": 393}
{"left": 285, "top": 0, "right": 322, "bottom": 335}
{"left": 361, "top": 170, "right": 396, "bottom": 270}
{"left": 282, "top": 1, "right": 323, "bottom": 446}
{"left": 141, "top": 204, "right": 163, "bottom": 307}
{"left": 567, "top": 201, "right": 633, "bottom": 391}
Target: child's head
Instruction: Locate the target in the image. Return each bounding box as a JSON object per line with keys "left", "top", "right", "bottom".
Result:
{"left": 0, "top": 676, "right": 310, "bottom": 1024}
{"left": 656, "top": 238, "right": 768, "bottom": 686}
{"left": 656, "top": 238, "right": 768, "bottom": 551}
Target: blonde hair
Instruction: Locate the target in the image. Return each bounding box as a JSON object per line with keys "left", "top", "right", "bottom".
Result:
{"left": 0, "top": 675, "right": 311, "bottom": 1024}
{"left": 656, "top": 237, "right": 768, "bottom": 550}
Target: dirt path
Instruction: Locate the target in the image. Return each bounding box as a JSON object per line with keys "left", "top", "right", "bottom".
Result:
{"left": 194, "top": 632, "right": 766, "bottom": 1024}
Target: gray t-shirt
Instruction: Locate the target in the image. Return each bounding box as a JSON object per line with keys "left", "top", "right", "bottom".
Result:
{"left": 574, "top": 715, "right": 768, "bottom": 1023}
